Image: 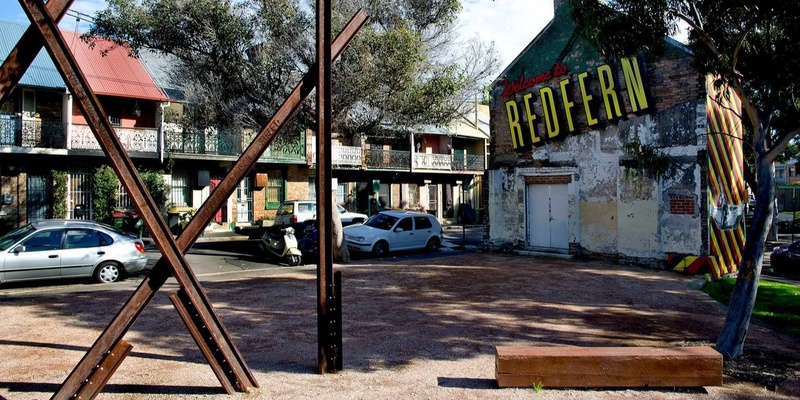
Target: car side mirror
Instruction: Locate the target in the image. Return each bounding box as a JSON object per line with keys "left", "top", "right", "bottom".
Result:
{"left": 12, "top": 245, "right": 25, "bottom": 253}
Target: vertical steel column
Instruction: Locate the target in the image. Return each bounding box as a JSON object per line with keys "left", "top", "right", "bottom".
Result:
{"left": 6, "top": 0, "right": 365, "bottom": 396}
{"left": 17, "top": 0, "right": 251, "bottom": 397}
{"left": 316, "top": 0, "right": 337, "bottom": 374}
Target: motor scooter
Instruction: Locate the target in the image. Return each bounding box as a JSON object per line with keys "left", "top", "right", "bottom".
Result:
{"left": 259, "top": 225, "right": 302, "bottom": 266}
{"left": 297, "top": 221, "right": 319, "bottom": 263}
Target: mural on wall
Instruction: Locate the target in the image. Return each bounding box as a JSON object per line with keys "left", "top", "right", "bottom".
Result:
{"left": 706, "top": 76, "right": 745, "bottom": 279}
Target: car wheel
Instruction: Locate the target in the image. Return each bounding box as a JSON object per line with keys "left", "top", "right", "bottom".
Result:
{"left": 95, "top": 262, "right": 122, "bottom": 283}
{"left": 426, "top": 237, "right": 441, "bottom": 252}
{"left": 372, "top": 241, "right": 389, "bottom": 257}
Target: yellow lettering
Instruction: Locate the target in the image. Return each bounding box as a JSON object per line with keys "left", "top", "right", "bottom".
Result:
{"left": 540, "top": 87, "right": 559, "bottom": 139}
{"left": 505, "top": 100, "right": 524, "bottom": 149}
{"left": 559, "top": 78, "right": 575, "bottom": 133}
{"left": 578, "top": 71, "right": 598, "bottom": 126}
{"left": 597, "top": 64, "right": 622, "bottom": 120}
{"left": 622, "top": 57, "right": 649, "bottom": 112}
{"left": 522, "top": 93, "right": 541, "bottom": 145}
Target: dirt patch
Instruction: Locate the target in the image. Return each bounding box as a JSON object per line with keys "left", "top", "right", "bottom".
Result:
{"left": 1, "top": 252, "right": 799, "bottom": 399}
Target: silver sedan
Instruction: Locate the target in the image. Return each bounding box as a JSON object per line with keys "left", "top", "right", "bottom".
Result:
{"left": 0, "top": 219, "right": 148, "bottom": 284}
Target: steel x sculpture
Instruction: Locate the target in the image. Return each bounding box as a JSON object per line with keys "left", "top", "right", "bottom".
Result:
{"left": 2, "top": 0, "right": 366, "bottom": 398}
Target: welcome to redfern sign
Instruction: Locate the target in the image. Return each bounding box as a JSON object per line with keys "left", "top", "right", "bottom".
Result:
{"left": 502, "top": 56, "right": 650, "bottom": 151}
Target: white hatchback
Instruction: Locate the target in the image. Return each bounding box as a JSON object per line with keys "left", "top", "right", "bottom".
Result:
{"left": 344, "top": 210, "right": 443, "bottom": 257}
{"left": 274, "top": 200, "right": 368, "bottom": 226}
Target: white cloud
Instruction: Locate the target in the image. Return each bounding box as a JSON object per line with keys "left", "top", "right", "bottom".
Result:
{"left": 456, "top": 0, "right": 554, "bottom": 68}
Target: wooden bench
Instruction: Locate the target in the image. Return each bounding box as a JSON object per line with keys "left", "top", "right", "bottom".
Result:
{"left": 495, "top": 346, "right": 722, "bottom": 388}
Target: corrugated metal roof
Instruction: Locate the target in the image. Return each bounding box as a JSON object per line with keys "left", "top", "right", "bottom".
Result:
{"left": 0, "top": 19, "right": 168, "bottom": 101}
{"left": 0, "top": 20, "right": 65, "bottom": 89}
{"left": 138, "top": 49, "right": 185, "bottom": 101}
{"left": 61, "top": 30, "right": 168, "bottom": 101}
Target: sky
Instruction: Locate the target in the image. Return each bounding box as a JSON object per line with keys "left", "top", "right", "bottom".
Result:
{"left": 0, "top": 0, "right": 552, "bottom": 77}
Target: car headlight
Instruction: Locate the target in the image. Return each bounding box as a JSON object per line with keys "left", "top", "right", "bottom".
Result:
{"left": 346, "top": 234, "right": 365, "bottom": 243}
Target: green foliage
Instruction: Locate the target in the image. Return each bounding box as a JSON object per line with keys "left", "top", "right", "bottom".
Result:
{"left": 140, "top": 170, "right": 168, "bottom": 212}
{"left": 703, "top": 277, "right": 800, "bottom": 336}
{"left": 51, "top": 170, "right": 68, "bottom": 219}
{"left": 532, "top": 381, "right": 544, "bottom": 392}
{"left": 622, "top": 138, "right": 671, "bottom": 179}
{"left": 92, "top": 165, "right": 119, "bottom": 224}
{"left": 88, "top": 0, "right": 498, "bottom": 139}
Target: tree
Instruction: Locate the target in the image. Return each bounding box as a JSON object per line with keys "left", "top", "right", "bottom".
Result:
{"left": 569, "top": 0, "right": 800, "bottom": 359}
{"left": 87, "top": 0, "right": 499, "bottom": 139}
{"left": 93, "top": 165, "right": 120, "bottom": 224}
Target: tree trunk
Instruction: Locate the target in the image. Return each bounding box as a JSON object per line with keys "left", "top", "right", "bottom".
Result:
{"left": 332, "top": 196, "right": 350, "bottom": 263}
{"left": 716, "top": 153, "right": 775, "bottom": 359}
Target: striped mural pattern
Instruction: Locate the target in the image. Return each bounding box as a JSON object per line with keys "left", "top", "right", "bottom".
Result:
{"left": 705, "top": 76, "right": 745, "bottom": 279}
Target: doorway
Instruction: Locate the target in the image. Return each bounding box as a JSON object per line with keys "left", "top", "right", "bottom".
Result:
{"left": 26, "top": 174, "right": 49, "bottom": 222}
{"left": 526, "top": 183, "right": 569, "bottom": 250}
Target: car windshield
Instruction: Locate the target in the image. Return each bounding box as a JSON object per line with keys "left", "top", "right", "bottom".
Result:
{"left": 364, "top": 213, "right": 399, "bottom": 230}
{"left": 276, "top": 204, "right": 293, "bottom": 215}
{"left": 0, "top": 224, "right": 36, "bottom": 250}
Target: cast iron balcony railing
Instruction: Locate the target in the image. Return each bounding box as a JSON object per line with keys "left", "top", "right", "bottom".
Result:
{"left": 71, "top": 123, "right": 158, "bottom": 152}
{"left": 0, "top": 117, "right": 68, "bottom": 148}
{"left": 311, "top": 145, "right": 362, "bottom": 167}
{"left": 364, "top": 148, "right": 410, "bottom": 170}
{"left": 413, "top": 153, "right": 451, "bottom": 170}
{"left": 164, "top": 125, "right": 306, "bottom": 163}
{"left": 450, "top": 153, "right": 485, "bottom": 171}
{"left": 465, "top": 154, "right": 485, "bottom": 171}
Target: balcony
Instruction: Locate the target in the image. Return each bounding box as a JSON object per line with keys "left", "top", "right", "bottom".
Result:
{"left": 70, "top": 124, "right": 158, "bottom": 152}
{"left": 311, "top": 145, "right": 363, "bottom": 167}
{"left": 164, "top": 125, "right": 306, "bottom": 163}
{"left": 451, "top": 154, "right": 485, "bottom": 171}
{"left": 365, "top": 148, "right": 410, "bottom": 170}
{"left": 413, "top": 153, "right": 451, "bottom": 170}
{"left": 0, "top": 117, "right": 67, "bottom": 148}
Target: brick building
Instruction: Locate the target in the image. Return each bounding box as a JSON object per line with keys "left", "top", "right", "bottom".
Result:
{"left": 486, "top": 1, "right": 745, "bottom": 277}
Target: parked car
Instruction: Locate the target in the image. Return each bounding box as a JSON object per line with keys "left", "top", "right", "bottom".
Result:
{"left": 344, "top": 210, "right": 443, "bottom": 257}
{"left": 0, "top": 220, "right": 148, "bottom": 285}
{"left": 274, "top": 200, "right": 368, "bottom": 226}
{"left": 769, "top": 240, "right": 800, "bottom": 275}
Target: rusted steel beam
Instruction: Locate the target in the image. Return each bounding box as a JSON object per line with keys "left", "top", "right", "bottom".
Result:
{"left": 0, "top": 0, "right": 73, "bottom": 104}
{"left": 73, "top": 340, "right": 133, "bottom": 400}
{"left": 315, "top": 0, "right": 336, "bottom": 374}
{"left": 37, "top": 6, "right": 367, "bottom": 398}
{"left": 16, "top": 1, "right": 250, "bottom": 398}
{"left": 170, "top": 290, "right": 235, "bottom": 394}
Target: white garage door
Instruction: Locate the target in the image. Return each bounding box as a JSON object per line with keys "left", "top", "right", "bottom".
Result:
{"left": 527, "top": 183, "right": 569, "bottom": 250}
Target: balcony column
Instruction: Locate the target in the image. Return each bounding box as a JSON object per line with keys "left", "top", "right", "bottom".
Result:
{"left": 410, "top": 133, "right": 416, "bottom": 172}
{"left": 63, "top": 92, "right": 72, "bottom": 149}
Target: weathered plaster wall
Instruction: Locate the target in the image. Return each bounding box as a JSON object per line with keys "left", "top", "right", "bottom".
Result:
{"left": 488, "top": 167, "right": 526, "bottom": 249}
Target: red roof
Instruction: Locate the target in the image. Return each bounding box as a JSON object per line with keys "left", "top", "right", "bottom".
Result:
{"left": 61, "top": 30, "right": 168, "bottom": 101}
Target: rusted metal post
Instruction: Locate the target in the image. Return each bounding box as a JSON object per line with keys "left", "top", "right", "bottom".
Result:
{"left": 17, "top": 0, "right": 252, "bottom": 397}
{"left": 316, "top": 0, "right": 336, "bottom": 374}
{"left": 52, "top": 11, "right": 364, "bottom": 397}
{"left": 6, "top": 0, "right": 365, "bottom": 396}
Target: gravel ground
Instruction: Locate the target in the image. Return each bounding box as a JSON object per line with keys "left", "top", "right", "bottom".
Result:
{"left": 1, "top": 252, "right": 799, "bottom": 399}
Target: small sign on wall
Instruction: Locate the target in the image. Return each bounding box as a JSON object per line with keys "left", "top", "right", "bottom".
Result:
{"left": 3, "top": 193, "right": 12, "bottom": 205}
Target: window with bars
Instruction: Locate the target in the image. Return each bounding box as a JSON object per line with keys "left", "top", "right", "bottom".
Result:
{"left": 170, "top": 169, "right": 191, "bottom": 207}
{"left": 265, "top": 169, "right": 284, "bottom": 209}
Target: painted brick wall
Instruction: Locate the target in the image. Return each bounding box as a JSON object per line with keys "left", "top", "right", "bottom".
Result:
{"left": 491, "top": 45, "right": 702, "bottom": 167}
{"left": 669, "top": 195, "right": 696, "bottom": 215}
